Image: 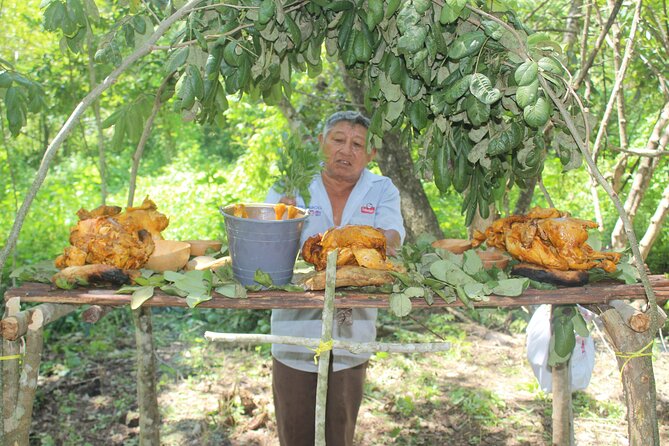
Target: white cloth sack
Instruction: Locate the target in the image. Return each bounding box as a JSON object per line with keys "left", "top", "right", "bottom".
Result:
{"left": 526, "top": 304, "right": 595, "bottom": 393}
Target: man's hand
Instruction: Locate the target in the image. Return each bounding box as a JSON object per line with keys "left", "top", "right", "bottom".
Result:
{"left": 278, "top": 196, "right": 297, "bottom": 206}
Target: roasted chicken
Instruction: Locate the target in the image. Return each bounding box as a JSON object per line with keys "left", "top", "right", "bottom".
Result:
{"left": 473, "top": 207, "right": 621, "bottom": 272}
{"left": 302, "top": 225, "right": 391, "bottom": 271}
{"left": 55, "top": 197, "right": 168, "bottom": 270}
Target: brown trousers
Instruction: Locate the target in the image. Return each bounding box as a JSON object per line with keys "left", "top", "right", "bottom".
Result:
{"left": 272, "top": 358, "right": 368, "bottom": 446}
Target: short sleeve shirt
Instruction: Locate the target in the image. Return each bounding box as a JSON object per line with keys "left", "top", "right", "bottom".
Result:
{"left": 265, "top": 169, "right": 405, "bottom": 372}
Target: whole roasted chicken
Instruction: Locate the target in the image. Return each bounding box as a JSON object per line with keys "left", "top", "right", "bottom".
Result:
{"left": 302, "top": 225, "right": 391, "bottom": 271}
{"left": 55, "top": 197, "right": 169, "bottom": 270}
{"left": 473, "top": 207, "right": 620, "bottom": 272}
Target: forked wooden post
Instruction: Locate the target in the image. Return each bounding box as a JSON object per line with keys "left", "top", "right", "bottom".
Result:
{"left": 599, "top": 306, "right": 666, "bottom": 446}
{"left": 314, "top": 249, "right": 338, "bottom": 446}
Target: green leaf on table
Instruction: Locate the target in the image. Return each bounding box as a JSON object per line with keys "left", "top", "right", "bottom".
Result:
{"left": 9, "top": 260, "right": 58, "bottom": 283}
{"left": 116, "top": 285, "right": 138, "bottom": 294}
{"left": 429, "top": 259, "right": 476, "bottom": 286}
{"left": 616, "top": 262, "right": 639, "bottom": 284}
{"left": 215, "top": 283, "right": 247, "bottom": 299}
{"left": 389, "top": 293, "right": 412, "bottom": 317}
{"left": 54, "top": 277, "right": 76, "bottom": 290}
{"left": 186, "top": 292, "right": 212, "bottom": 308}
{"left": 403, "top": 286, "right": 425, "bottom": 298}
{"left": 164, "top": 270, "right": 184, "bottom": 282}
{"left": 492, "top": 278, "right": 529, "bottom": 296}
{"left": 166, "top": 270, "right": 210, "bottom": 296}
{"left": 462, "top": 250, "right": 483, "bottom": 275}
{"left": 274, "top": 284, "right": 305, "bottom": 292}
{"left": 130, "top": 286, "right": 155, "bottom": 310}
{"left": 133, "top": 276, "right": 150, "bottom": 286}
{"left": 254, "top": 269, "right": 274, "bottom": 287}
{"left": 463, "top": 282, "right": 488, "bottom": 300}
{"left": 434, "top": 287, "right": 456, "bottom": 303}
{"left": 160, "top": 284, "right": 188, "bottom": 297}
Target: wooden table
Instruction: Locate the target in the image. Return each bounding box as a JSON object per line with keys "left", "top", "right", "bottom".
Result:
{"left": 3, "top": 275, "right": 668, "bottom": 446}
{"left": 5, "top": 275, "right": 668, "bottom": 309}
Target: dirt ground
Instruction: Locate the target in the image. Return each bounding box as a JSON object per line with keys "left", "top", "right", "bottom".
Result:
{"left": 29, "top": 316, "right": 669, "bottom": 446}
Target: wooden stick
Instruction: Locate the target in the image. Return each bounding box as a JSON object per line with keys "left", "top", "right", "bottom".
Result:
{"left": 609, "top": 300, "right": 650, "bottom": 332}
{"left": 0, "top": 312, "right": 29, "bottom": 341}
{"left": 5, "top": 309, "right": 45, "bottom": 446}
{"left": 132, "top": 306, "right": 161, "bottom": 446}
{"left": 315, "top": 249, "right": 337, "bottom": 446}
{"left": 5, "top": 277, "right": 669, "bottom": 309}
{"left": 81, "top": 305, "right": 114, "bottom": 324}
{"left": 1, "top": 304, "right": 76, "bottom": 341}
{"left": 204, "top": 333, "right": 451, "bottom": 355}
{"left": 552, "top": 360, "right": 574, "bottom": 446}
{"left": 2, "top": 297, "right": 21, "bottom": 435}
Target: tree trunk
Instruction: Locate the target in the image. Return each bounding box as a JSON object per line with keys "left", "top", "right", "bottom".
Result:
{"left": 132, "top": 307, "right": 161, "bottom": 445}
{"left": 562, "top": 0, "right": 582, "bottom": 62}
{"left": 572, "top": 0, "right": 624, "bottom": 90}
{"left": 341, "top": 72, "right": 443, "bottom": 242}
{"left": 87, "top": 31, "right": 108, "bottom": 205}
{"left": 639, "top": 183, "right": 669, "bottom": 260}
{"left": 600, "top": 309, "right": 660, "bottom": 446}
{"left": 0, "top": 0, "right": 204, "bottom": 275}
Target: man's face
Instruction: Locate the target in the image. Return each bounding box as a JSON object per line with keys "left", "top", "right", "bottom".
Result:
{"left": 320, "top": 121, "right": 376, "bottom": 183}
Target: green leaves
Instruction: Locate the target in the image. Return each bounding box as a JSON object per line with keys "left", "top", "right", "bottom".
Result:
{"left": 548, "top": 305, "right": 590, "bottom": 365}
{"left": 515, "top": 80, "right": 539, "bottom": 108}
{"left": 130, "top": 286, "right": 155, "bottom": 310}
{"left": 523, "top": 96, "right": 551, "bottom": 127}
{"left": 391, "top": 241, "right": 530, "bottom": 313}
{"left": 164, "top": 270, "right": 213, "bottom": 308}
{"left": 448, "top": 31, "right": 486, "bottom": 60}
{"left": 273, "top": 129, "right": 322, "bottom": 203}
{"left": 389, "top": 293, "right": 412, "bottom": 317}
{"left": 514, "top": 60, "right": 538, "bottom": 86}
{"left": 469, "top": 73, "right": 501, "bottom": 105}
{"left": 491, "top": 278, "right": 529, "bottom": 296}
{"left": 444, "top": 75, "right": 471, "bottom": 104}
{"left": 1, "top": 71, "right": 45, "bottom": 136}
{"left": 166, "top": 47, "right": 190, "bottom": 75}
{"left": 439, "top": 0, "right": 468, "bottom": 24}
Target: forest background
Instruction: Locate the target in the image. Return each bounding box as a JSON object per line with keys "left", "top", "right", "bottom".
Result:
{"left": 0, "top": 0, "right": 667, "bottom": 281}
{"left": 0, "top": 0, "right": 668, "bottom": 444}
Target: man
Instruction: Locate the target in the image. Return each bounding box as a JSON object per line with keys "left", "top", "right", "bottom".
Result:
{"left": 266, "top": 110, "right": 405, "bottom": 445}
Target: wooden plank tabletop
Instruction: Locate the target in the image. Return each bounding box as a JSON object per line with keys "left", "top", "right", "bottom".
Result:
{"left": 4, "top": 275, "right": 668, "bottom": 310}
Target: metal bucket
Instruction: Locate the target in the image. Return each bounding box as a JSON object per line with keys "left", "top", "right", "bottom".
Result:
{"left": 220, "top": 203, "right": 309, "bottom": 286}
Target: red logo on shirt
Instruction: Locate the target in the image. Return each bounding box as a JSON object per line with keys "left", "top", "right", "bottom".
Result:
{"left": 361, "top": 203, "right": 375, "bottom": 214}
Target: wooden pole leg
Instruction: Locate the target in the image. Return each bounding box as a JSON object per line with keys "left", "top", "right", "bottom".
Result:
{"left": 551, "top": 360, "right": 574, "bottom": 446}
{"left": 132, "top": 306, "right": 161, "bottom": 446}
{"left": 600, "top": 308, "right": 661, "bottom": 446}
{"left": 4, "top": 306, "right": 46, "bottom": 446}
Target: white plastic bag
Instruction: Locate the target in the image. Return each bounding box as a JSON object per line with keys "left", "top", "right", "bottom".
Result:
{"left": 526, "top": 304, "right": 595, "bottom": 393}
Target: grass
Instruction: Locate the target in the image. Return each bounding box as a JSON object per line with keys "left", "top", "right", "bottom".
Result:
{"left": 27, "top": 303, "right": 667, "bottom": 446}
